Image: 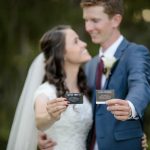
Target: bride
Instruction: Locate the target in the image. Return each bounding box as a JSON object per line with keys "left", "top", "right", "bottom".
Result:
{"left": 7, "top": 25, "right": 93, "bottom": 150}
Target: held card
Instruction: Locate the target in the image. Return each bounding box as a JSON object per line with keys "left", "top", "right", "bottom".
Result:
{"left": 65, "top": 93, "right": 83, "bottom": 104}
{"left": 96, "top": 90, "right": 115, "bottom": 104}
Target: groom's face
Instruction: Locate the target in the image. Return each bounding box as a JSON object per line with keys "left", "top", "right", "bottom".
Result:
{"left": 82, "top": 5, "right": 120, "bottom": 46}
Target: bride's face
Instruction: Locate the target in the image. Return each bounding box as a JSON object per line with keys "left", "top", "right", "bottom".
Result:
{"left": 64, "top": 29, "right": 91, "bottom": 65}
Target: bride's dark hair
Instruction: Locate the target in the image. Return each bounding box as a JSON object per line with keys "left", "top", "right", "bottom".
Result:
{"left": 40, "top": 25, "right": 91, "bottom": 99}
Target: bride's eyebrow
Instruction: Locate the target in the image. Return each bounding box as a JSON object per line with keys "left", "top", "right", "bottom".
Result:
{"left": 75, "top": 37, "right": 80, "bottom": 43}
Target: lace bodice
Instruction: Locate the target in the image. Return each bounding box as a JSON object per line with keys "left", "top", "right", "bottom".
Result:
{"left": 34, "top": 82, "right": 93, "bottom": 150}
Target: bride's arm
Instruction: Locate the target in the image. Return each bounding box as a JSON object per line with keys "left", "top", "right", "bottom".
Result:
{"left": 35, "top": 94, "right": 68, "bottom": 131}
{"left": 35, "top": 94, "right": 54, "bottom": 130}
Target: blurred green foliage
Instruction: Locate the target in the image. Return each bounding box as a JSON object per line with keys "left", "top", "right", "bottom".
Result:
{"left": 0, "top": 0, "right": 150, "bottom": 149}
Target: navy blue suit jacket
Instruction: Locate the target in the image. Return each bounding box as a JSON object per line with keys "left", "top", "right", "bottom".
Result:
{"left": 85, "top": 38, "right": 150, "bottom": 150}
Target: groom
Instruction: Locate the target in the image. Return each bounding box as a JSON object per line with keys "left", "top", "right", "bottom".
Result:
{"left": 81, "top": 0, "right": 150, "bottom": 149}
{"left": 39, "top": 0, "right": 150, "bottom": 149}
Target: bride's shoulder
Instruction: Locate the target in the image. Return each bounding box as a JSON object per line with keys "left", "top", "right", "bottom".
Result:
{"left": 37, "top": 82, "right": 56, "bottom": 92}
{"left": 34, "top": 82, "right": 57, "bottom": 98}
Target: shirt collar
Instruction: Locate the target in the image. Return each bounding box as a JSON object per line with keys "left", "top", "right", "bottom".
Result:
{"left": 99, "top": 35, "right": 124, "bottom": 58}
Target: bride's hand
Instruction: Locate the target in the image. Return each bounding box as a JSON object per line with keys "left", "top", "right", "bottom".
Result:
{"left": 47, "top": 97, "right": 68, "bottom": 121}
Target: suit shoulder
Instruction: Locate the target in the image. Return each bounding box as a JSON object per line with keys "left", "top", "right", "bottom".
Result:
{"left": 85, "top": 55, "right": 99, "bottom": 67}
{"left": 127, "top": 42, "right": 149, "bottom": 54}
{"left": 122, "top": 42, "right": 150, "bottom": 61}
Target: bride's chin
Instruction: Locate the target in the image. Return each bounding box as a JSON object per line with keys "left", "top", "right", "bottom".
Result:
{"left": 83, "top": 56, "right": 92, "bottom": 63}
{"left": 88, "top": 55, "right": 92, "bottom": 61}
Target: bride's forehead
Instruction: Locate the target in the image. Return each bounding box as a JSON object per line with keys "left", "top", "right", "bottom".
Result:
{"left": 65, "top": 29, "right": 78, "bottom": 40}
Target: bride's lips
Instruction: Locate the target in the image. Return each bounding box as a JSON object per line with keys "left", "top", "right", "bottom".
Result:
{"left": 80, "top": 49, "right": 88, "bottom": 55}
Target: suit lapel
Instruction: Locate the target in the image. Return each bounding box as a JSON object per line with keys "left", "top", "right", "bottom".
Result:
{"left": 103, "top": 38, "right": 129, "bottom": 89}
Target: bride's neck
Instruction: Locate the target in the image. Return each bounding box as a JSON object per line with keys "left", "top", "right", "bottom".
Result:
{"left": 65, "top": 65, "right": 79, "bottom": 93}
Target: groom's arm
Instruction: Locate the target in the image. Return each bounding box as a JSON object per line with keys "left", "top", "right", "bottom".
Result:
{"left": 106, "top": 45, "right": 150, "bottom": 120}
{"left": 125, "top": 45, "right": 150, "bottom": 118}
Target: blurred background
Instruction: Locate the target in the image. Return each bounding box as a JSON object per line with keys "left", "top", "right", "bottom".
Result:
{"left": 0, "top": 0, "right": 150, "bottom": 149}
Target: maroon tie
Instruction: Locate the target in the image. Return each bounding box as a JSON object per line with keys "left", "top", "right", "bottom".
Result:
{"left": 90, "top": 58, "right": 104, "bottom": 150}
{"left": 96, "top": 58, "right": 104, "bottom": 89}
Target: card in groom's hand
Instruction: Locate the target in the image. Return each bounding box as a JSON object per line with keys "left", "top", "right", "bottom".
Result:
{"left": 96, "top": 90, "right": 115, "bottom": 104}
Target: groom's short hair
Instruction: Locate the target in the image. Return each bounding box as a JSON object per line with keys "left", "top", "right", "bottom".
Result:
{"left": 80, "top": 0, "right": 124, "bottom": 18}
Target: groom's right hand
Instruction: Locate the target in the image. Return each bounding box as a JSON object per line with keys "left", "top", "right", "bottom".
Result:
{"left": 38, "top": 131, "right": 57, "bottom": 150}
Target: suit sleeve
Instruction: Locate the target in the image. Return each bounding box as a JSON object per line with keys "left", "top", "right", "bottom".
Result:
{"left": 126, "top": 44, "right": 150, "bottom": 118}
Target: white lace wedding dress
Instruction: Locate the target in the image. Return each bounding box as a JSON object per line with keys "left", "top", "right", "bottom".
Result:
{"left": 34, "top": 82, "right": 93, "bottom": 150}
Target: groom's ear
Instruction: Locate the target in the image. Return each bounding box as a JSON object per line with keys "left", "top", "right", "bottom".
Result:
{"left": 111, "top": 14, "right": 122, "bottom": 29}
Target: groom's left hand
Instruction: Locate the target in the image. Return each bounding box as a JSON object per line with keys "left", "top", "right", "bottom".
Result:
{"left": 38, "top": 132, "right": 57, "bottom": 150}
{"left": 106, "top": 99, "right": 132, "bottom": 121}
